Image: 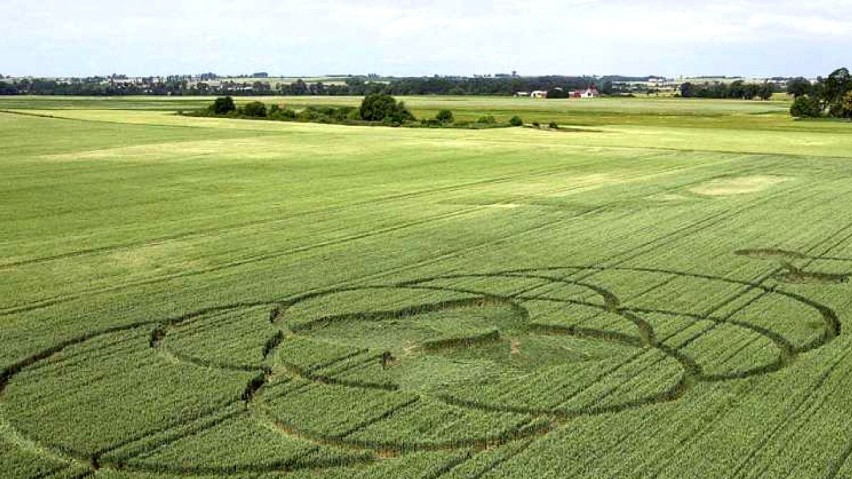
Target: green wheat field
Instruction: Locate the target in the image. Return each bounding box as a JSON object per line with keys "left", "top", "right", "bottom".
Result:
{"left": 2, "top": 96, "right": 852, "bottom": 478}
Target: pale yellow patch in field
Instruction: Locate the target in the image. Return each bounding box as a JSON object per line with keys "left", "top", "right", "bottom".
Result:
{"left": 651, "top": 193, "right": 689, "bottom": 202}
{"left": 109, "top": 242, "right": 202, "bottom": 271}
{"left": 16, "top": 109, "right": 305, "bottom": 133}
{"left": 157, "top": 349, "right": 183, "bottom": 365}
{"left": 37, "top": 136, "right": 335, "bottom": 163}
{"left": 485, "top": 203, "right": 522, "bottom": 209}
{"left": 401, "top": 342, "right": 420, "bottom": 357}
{"left": 38, "top": 137, "right": 265, "bottom": 162}
{"left": 690, "top": 175, "right": 790, "bottom": 196}
{"left": 470, "top": 173, "right": 620, "bottom": 199}
{"left": 510, "top": 339, "right": 522, "bottom": 355}
{"left": 545, "top": 173, "right": 620, "bottom": 196}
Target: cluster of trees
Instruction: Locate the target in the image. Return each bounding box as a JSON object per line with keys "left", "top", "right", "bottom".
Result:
{"left": 679, "top": 80, "right": 775, "bottom": 100}
{"left": 419, "top": 110, "right": 524, "bottom": 128}
{"left": 195, "top": 95, "right": 529, "bottom": 129}
{"left": 197, "top": 94, "right": 416, "bottom": 126}
{"left": 200, "top": 96, "right": 362, "bottom": 123}
{"left": 788, "top": 68, "right": 852, "bottom": 119}
{"left": 358, "top": 93, "right": 414, "bottom": 124}
{"left": 0, "top": 82, "right": 16, "bottom": 95}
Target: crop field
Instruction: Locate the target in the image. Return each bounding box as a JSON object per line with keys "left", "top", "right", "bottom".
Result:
{"left": 2, "top": 95, "right": 852, "bottom": 478}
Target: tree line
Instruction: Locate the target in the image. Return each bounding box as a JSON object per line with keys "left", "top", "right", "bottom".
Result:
{"left": 788, "top": 68, "right": 852, "bottom": 119}
{"left": 678, "top": 80, "right": 775, "bottom": 100}
{"left": 0, "top": 75, "right": 604, "bottom": 97}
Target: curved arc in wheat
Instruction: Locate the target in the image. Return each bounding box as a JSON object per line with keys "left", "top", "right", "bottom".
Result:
{"left": 0, "top": 264, "right": 843, "bottom": 475}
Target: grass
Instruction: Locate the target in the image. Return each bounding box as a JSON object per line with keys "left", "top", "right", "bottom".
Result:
{"left": 1, "top": 95, "right": 852, "bottom": 478}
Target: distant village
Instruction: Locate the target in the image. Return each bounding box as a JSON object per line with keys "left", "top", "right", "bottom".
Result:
{"left": 515, "top": 87, "right": 600, "bottom": 99}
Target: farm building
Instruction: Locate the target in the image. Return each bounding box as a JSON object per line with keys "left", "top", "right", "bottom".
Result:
{"left": 570, "top": 87, "right": 600, "bottom": 98}
{"left": 530, "top": 90, "right": 548, "bottom": 98}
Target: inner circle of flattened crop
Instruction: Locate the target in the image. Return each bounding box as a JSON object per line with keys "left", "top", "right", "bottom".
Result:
{"left": 263, "top": 267, "right": 840, "bottom": 450}
{"left": 0, "top": 266, "right": 841, "bottom": 476}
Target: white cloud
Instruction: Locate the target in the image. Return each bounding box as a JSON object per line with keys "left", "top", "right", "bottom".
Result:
{"left": 1, "top": 0, "right": 850, "bottom": 77}
{"left": 748, "top": 13, "right": 852, "bottom": 37}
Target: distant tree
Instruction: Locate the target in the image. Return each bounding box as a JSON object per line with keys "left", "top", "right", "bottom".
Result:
{"left": 757, "top": 83, "right": 774, "bottom": 101}
{"left": 786, "top": 77, "right": 812, "bottom": 98}
{"left": 824, "top": 68, "right": 851, "bottom": 98}
{"left": 252, "top": 81, "right": 271, "bottom": 94}
{"left": 269, "top": 106, "right": 296, "bottom": 120}
{"left": 729, "top": 80, "right": 746, "bottom": 99}
{"left": 679, "top": 82, "right": 694, "bottom": 98}
{"left": 0, "top": 81, "right": 18, "bottom": 95}
{"left": 242, "top": 101, "right": 267, "bottom": 117}
{"left": 360, "top": 93, "right": 396, "bottom": 121}
{"left": 810, "top": 76, "right": 826, "bottom": 106}
{"left": 790, "top": 95, "right": 822, "bottom": 118}
{"left": 843, "top": 91, "right": 852, "bottom": 119}
{"left": 824, "top": 68, "right": 852, "bottom": 116}
{"left": 601, "top": 80, "right": 614, "bottom": 95}
{"left": 476, "top": 115, "right": 496, "bottom": 124}
{"left": 290, "top": 79, "right": 309, "bottom": 96}
{"left": 509, "top": 115, "right": 523, "bottom": 126}
{"left": 786, "top": 67, "right": 852, "bottom": 118}
{"left": 435, "top": 109, "right": 454, "bottom": 124}
{"left": 359, "top": 93, "right": 414, "bottom": 125}
{"left": 548, "top": 121, "right": 559, "bottom": 129}
{"left": 210, "top": 96, "right": 236, "bottom": 115}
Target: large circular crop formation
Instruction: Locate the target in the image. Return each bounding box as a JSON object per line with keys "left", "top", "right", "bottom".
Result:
{"left": 0, "top": 265, "right": 841, "bottom": 476}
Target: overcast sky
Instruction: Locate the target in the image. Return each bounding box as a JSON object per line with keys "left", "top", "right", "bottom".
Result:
{"left": 2, "top": 0, "right": 850, "bottom": 78}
